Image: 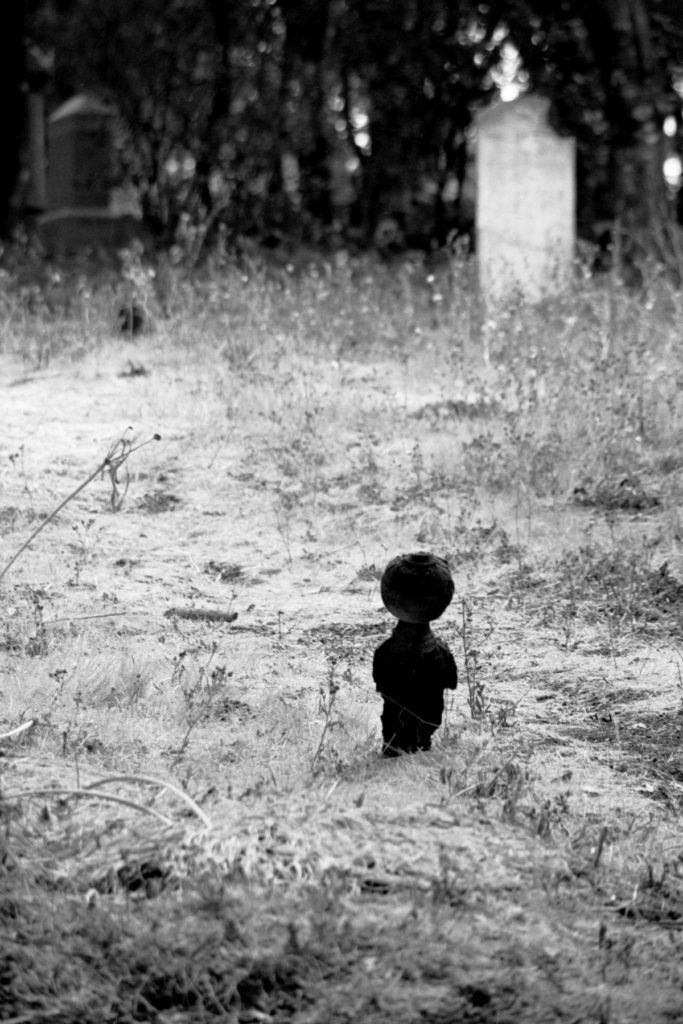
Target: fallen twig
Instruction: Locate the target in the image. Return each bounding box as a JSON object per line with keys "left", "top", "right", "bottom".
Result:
{"left": 164, "top": 607, "right": 238, "bottom": 623}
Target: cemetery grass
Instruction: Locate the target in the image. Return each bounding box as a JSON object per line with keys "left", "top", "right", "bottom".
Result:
{"left": 1, "top": 255, "right": 683, "bottom": 1023}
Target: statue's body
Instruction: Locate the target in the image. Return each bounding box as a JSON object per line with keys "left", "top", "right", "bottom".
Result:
{"left": 373, "top": 553, "right": 458, "bottom": 756}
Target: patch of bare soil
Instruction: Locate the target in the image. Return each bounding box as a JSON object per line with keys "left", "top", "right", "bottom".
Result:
{"left": 1, "top": 343, "right": 683, "bottom": 1022}
{"left": 562, "top": 707, "right": 683, "bottom": 801}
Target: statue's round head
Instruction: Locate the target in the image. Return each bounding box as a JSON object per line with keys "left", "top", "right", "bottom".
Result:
{"left": 380, "top": 551, "right": 454, "bottom": 623}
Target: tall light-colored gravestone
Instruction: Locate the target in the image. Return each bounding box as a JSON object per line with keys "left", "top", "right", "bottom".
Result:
{"left": 476, "top": 95, "right": 576, "bottom": 303}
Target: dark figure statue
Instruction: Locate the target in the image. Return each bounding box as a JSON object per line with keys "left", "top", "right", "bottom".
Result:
{"left": 373, "top": 552, "right": 458, "bottom": 756}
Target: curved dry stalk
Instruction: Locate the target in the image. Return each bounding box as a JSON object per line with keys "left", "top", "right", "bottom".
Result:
{"left": 6, "top": 787, "right": 174, "bottom": 825}
{"left": 84, "top": 773, "right": 213, "bottom": 828}
{"left": 0, "top": 720, "right": 36, "bottom": 742}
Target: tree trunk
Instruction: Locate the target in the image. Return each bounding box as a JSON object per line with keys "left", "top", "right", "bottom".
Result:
{"left": 585, "top": 0, "right": 673, "bottom": 273}
{"left": 194, "top": 0, "right": 234, "bottom": 218}
{"left": 0, "top": 4, "right": 25, "bottom": 237}
{"left": 280, "top": 0, "right": 335, "bottom": 239}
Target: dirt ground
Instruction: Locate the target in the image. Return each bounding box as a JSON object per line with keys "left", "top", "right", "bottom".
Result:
{"left": 2, "top": 333, "right": 683, "bottom": 1023}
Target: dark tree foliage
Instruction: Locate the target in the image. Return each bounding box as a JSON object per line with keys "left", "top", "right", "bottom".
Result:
{"left": 26, "top": 0, "right": 279, "bottom": 245}
{"left": 16, "top": 0, "right": 683, "bottom": 259}
{"left": 336, "top": 0, "right": 499, "bottom": 245}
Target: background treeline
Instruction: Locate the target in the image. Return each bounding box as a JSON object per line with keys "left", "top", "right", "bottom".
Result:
{"left": 4, "top": 0, "right": 683, "bottom": 258}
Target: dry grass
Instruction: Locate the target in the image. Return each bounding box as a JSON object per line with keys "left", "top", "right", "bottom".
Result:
{"left": 1, "top": 249, "right": 683, "bottom": 1021}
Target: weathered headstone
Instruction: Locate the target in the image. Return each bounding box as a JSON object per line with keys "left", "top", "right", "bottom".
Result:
{"left": 40, "top": 93, "right": 141, "bottom": 252}
{"left": 476, "top": 95, "right": 576, "bottom": 303}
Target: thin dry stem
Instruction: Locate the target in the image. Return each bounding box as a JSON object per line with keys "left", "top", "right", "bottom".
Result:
{"left": 7, "top": 787, "right": 174, "bottom": 825}
{"left": 0, "top": 432, "right": 160, "bottom": 584}
{"left": 0, "top": 720, "right": 36, "bottom": 742}
{"left": 84, "top": 774, "right": 213, "bottom": 828}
